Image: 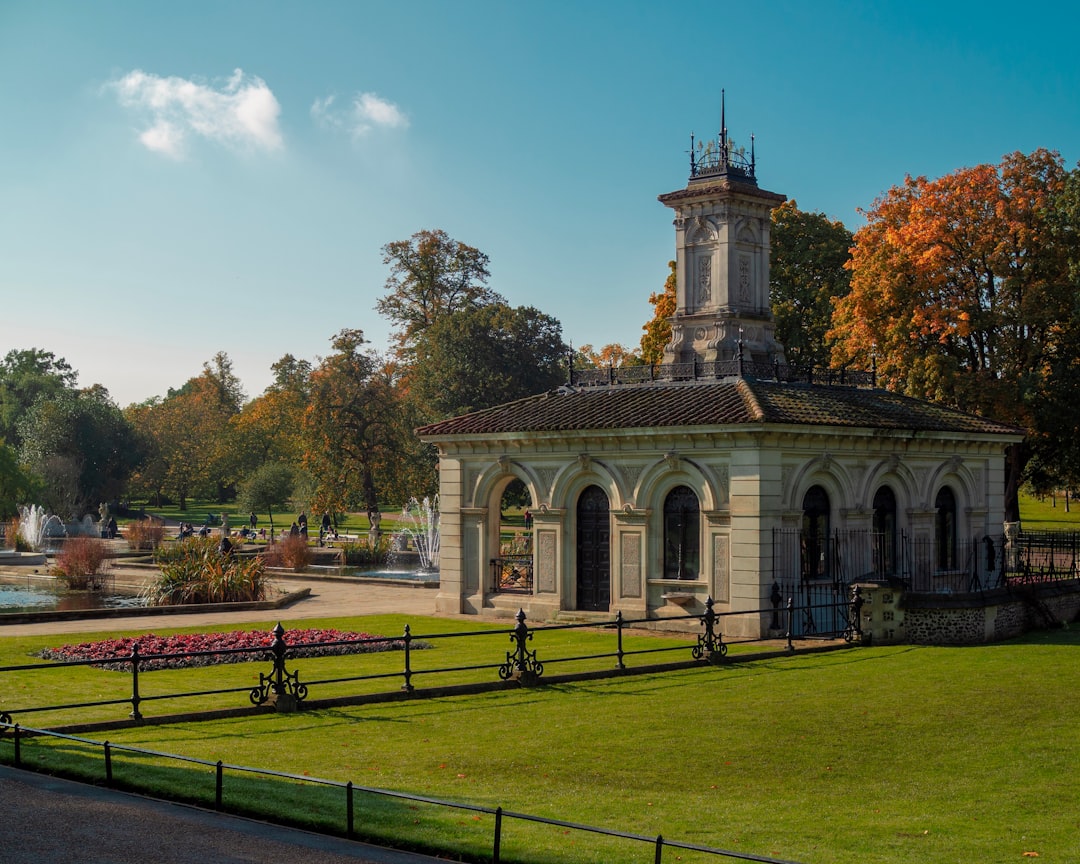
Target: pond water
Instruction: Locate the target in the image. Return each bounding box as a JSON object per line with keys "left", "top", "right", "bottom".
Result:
{"left": 0, "top": 582, "right": 146, "bottom": 613}
{"left": 303, "top": 565, "right": 439, "bottom": 583}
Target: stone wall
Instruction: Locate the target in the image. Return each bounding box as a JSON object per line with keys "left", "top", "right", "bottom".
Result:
{"left": 855, "top": 580, "right": 1080, "bottom": 646}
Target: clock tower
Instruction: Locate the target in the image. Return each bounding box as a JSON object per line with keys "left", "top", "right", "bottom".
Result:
{"left": 657, "top": 98, "right": 787, "bottom": 369}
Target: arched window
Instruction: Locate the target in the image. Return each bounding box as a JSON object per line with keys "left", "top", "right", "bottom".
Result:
{"left": 872, "top": 486, "right": 898, "bottom": 576}
{"left": 663, "top": 485, "right": 700, "bottom": 580}
{"left": 935, "top": 487, "right": 957, "bottom": 571}
{"left": 802, "top": 485, "right": 830, "bottom": 580}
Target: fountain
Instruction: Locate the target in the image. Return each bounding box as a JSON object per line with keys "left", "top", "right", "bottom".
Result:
{"left": 392, "top": 495, "right": 440, "bottom": 573}
{"left": 14, "top": 504, "right": 98, "bottom": 553}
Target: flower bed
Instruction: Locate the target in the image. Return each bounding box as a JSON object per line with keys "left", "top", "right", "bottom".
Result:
{"left": 37, "top": 628, "right": 430, "bottom": 672}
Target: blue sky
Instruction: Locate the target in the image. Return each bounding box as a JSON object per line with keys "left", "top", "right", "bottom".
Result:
{"left": 2, "top": 1, "right": 1078, "bottom": 407}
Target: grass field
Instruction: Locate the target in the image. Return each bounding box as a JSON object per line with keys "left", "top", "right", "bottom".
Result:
{"left": 2, "top": 617, "right": 1078, "bottom": 864}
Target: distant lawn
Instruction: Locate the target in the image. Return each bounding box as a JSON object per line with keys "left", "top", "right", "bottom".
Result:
{"left": 1019, "top": 490, "right": 1080, "bottom": 531}
{"left": 129, "top": 499, "right": 418, "bottom": 537}
{"left": 2, "top": 619, "right": 1078, "bottom": 864}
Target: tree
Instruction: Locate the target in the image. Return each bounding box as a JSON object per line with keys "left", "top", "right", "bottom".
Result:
{"left": 126, "top": 361, "right": 241, "bottom": 511}
{"left": 409, "top": 303, "right": 569, "bottom": 420}
{"left": 237, "top": 462, "right": 294, "bottom": 533}
{"left": 17, "top": 386, "right": 139, "bottom": 516}
{"left": 575, "top": 343, "right": 643, "bottom": 369}
{"left": 375, "top": 229, "right": 500, "bottom": 355}
{"left": 640, "top": 261, "right": 676, "bottom": 365}
{"left": 769, "top": 200, "right": 853, "bottom": 369}
{"left": 830, "top": 149, "right": 1074, "bottom": 519}
{"left": 0, "top": 348, "right": 78, "bottom": 447}
{"left": 303, "top": 330, "right": 407, "bottom": 536}
{"left": 0, "top": 440, "right": 40, "bottom": 519}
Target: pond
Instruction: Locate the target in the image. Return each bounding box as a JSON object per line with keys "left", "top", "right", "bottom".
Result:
{"left": 0, "top": 580, "right": 146, "bottom": 614}
{"left": 302, "top": 565, "right": 439, "bottom": 584}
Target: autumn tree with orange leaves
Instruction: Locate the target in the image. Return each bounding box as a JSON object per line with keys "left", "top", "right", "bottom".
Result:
{"left": 639, "top": 261, "right": 676, "bottom": 365}
{"left": 830, "top": 149, "right": 1078, "bottom": 518}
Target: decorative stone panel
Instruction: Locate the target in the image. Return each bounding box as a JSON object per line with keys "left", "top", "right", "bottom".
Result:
{"left": 621, "top": 532, "right": 642, "bottom": 598}
{"left": 712, "top": 535, "right": 729, "bottom": 603}
{"left": 536, "top": 530, "right": 557, "bottom": 594}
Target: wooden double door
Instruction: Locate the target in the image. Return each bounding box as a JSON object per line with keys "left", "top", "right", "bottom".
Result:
{"left": 575, "top": 485, "right": 610, "bottom": 611}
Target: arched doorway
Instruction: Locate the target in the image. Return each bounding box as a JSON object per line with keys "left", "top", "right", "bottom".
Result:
{"left": 801, "top": 485, "right": 830, "bottom": 580}
{"left": 872, "top": 486, "right": 898, "bottom": 577}
{"left": 576, "top": 485, "right": 610, "bottom": 611}
{"left": 935, "top": 486, "right": 957, "bottom": 570}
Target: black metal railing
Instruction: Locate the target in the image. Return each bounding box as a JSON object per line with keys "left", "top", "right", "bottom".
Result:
{"left": 1007, "top": 531, "right": 1080, "bottom": 584}
{"left": 0, "top": 722, "right": 806, "bottom": 864}
{"left": 569, "top": 359, "right": 875, "bottom": 389}
{"left": 0, "top": 599, "right": 855, "bottom": 727}
{"left": 774, "top": 527, "right": 1080, "bottom": 600}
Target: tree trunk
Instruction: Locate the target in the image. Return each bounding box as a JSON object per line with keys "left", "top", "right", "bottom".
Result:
{"left": 1003, "top": 442, "right": 1027, "bottom": 524}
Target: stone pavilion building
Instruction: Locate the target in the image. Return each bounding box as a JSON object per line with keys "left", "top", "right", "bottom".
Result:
{"left": 417, "top": 121, "right": 1024, "bottom": 639}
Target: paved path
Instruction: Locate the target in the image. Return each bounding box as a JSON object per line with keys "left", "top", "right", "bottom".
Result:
{"left": 0, "top": 764, "right": 449, "bottom": 863}
{"left": 0, "top": 569, "right": 462, "bottom": 863}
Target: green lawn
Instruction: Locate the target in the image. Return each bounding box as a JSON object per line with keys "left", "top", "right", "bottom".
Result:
{"left": 1019, "top": 490, "right": 1080, "bottom": 530}
{"left": 2, "top": 617, "right": 1078, "bottom": 864}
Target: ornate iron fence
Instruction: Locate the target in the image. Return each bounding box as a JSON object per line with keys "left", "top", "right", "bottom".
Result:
{"left": 569, "top": 359, "right": 875, "bottom": 388}
{"left": 0, "top": 599, "right": 858, "bottom": 727}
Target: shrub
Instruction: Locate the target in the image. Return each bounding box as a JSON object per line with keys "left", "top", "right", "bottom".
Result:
{"left": 263, "top": 533, "right": 312, "bottom": 571}
{"left": 342, "top": 537, "right": 390, "bottom": 567}
{"left": 51, "top": 537, "right": 111, "bottom": 590}
{"left": 143, "top": 536, "right": 271, "bottom": 606}
{"left": 126, "top": 518, "right": 165, "bottom": 551}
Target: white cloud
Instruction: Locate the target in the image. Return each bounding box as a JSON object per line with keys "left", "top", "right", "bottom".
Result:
{"left": 311, "top": 91, "right": 409, "bottom": 139}
{"left": 110, "top": 68, "right": 283, "bottom": 159}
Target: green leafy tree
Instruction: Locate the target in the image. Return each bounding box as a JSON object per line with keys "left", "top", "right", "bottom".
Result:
{"left": 769, "top": 200, "right": 853, "bottom": 369}
{"left": 0, "top": 440, "right": 40, "bottom": 519}
{"left": 410, "top": 303, "right": 568, "bottom": 420}
{"left": 0, "top": 348, "right": 78, "bottom": 447}
{"left": 376, "top": 229, "right": 501, "bottom": 356}
{"left": 237, "top": 462, "right": 294, "bottom": 533}
{"left": 303, "top": 330, "right": 408, "bottom": 532}
{"left": 17, "top": 385, "right": 139, "bottom": 516}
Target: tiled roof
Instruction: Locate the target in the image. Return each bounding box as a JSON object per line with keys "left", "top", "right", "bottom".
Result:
{"left": 415, "top": 379, "right": 1025, "bottom": 439}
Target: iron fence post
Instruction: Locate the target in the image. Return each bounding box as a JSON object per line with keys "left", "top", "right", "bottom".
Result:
{"left": 13, "top": 724, "right": 20, "bottom": 766}
{"left": 786, "top": 597, "right": 795, "bottom": 653}
{"left": 215, "top": 760, "right": 223, "bottom": 810}
{"left": 654, "top": 833, "right": 664, "bottom": 864}
{"left": 693, "top": 596, "right": 727, "bottom": 661}
{"left": 615, "top": 611, "right": 625, "bottom": 669}
{"left": 129, "top": 643, "right": 143, "bottom": 719}
{"left": 104, "top": 741, "right": 112, "bottom": 785}
{"left": 346, "top": 781, "right": 354, "bottom": 838}
{"left": 498, "top": 609, "right": 543, "bottom": 683}
{"left": 769, "top": 580, "right": 782, "bottom": 630}
{"left": 493, "top": 805, "right": 502, "bottom": 863}
{"left": 401, "top": 624, "right": 414, "bottom": 692}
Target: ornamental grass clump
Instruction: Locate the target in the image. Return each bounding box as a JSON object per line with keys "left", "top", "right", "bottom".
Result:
{"left": 51, "top": 536, "right": 111, "bottom": 589}
{"left": 126, "top": 518, "right": 165, "bottom": 551}
{"left": 342, "top": 536, "right": 390, "bottom": 567}
{"left": 263, "top": 533, "right": 312, "bottom": 571}
{"left": 144, "top": 536, "right": 271, "bottom": 606}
